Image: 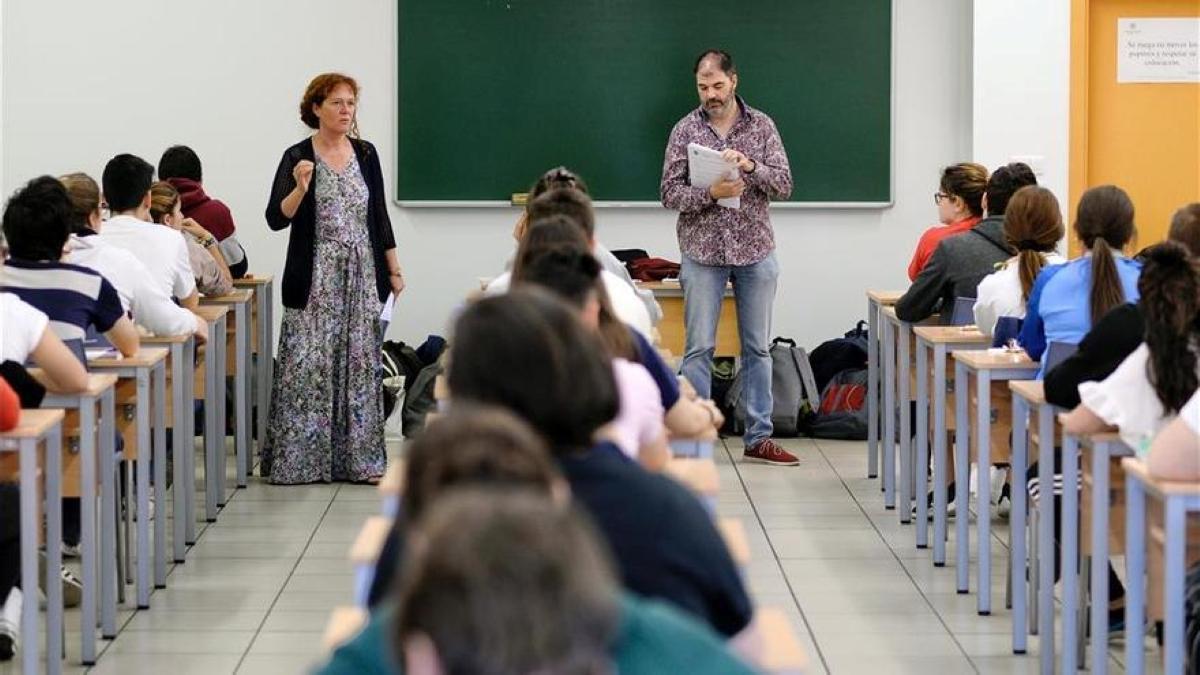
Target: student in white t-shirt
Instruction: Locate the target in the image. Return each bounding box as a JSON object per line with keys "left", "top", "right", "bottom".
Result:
{"left": 96, "top": 154, "right": 199, "bottom": 310}
{"left": 1062, "top": 241, "right": 1200, "bottom": 453}
{"left": 973, "top": 186, "right": 1067, "bottom": 337}
{"left": 486, "top": 178, "right": 655, "bottom": 338}
{"left": 58, "top": 173, "right": 207, "bottom": 341}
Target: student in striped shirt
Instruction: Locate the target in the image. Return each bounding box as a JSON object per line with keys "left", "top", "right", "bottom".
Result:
{"left": 0, "top": 176, "right": 139, "bottom": 358}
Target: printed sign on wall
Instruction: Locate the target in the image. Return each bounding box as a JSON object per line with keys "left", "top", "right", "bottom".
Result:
{"left": 1117, "top": 18, "right": 1199, "bottom": 83}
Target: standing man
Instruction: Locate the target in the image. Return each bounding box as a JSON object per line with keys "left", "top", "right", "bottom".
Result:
{"left": 661, "top": 49, "right": 797, "bottom": 466}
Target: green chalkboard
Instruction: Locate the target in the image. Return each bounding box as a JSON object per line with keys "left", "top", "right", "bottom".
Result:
{"left": 397, "top": 0, "right": 891, "bottom": 204}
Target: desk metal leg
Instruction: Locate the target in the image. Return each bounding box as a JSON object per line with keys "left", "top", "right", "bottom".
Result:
{"left": 264, "top": 281, "right": 274, "bottom": 453}
{"left": 235, "top": 304, "right": 249, "bottom": 488}
{"left": 153, "top": 362, "right": 168, "bottom": 588}
{"left": 867, "top": 299, "right": 879, "bottom": 480}
{"left": 1037, "top": 404, "right": 1056, "bottom": 674}
{"left": 1090, "top": 443, "right": 1109, "bottom": 675}
{"left": 46, "top": 426, "right": 64, "bottom": 675}
{"left": 1164, "top": 497, "right": 1186, "bottom": 675}
{"left": 1061, "top": 435, "right": 1079, "bottom": 673}
{"left": 99, "top": 389, "right": 117, "bottom": 638}
{"left": 883, "top": 320, "right": 896, "bottom": 508}
{"left": 977, "top": 371, "right": 992, "bottom": 614}
{"left": 17, "top": 438, "right": 39, "bottom": 675}
{"left": 932, "top": 345, "right": 948, "bottom": 567}
{"left": 135, "top": 372, "right": 152, "bottom": 608}
{"left": 898, "top": 326, "right": 911, "bottom": 522}
{"left": 1010, "top": 395, "right": 1029, "bottom": 654}
{"left": 79, "top": 399, "right": 98, "bottom": 665}
{"left": 171, "top": 344, "right": 187, "bottom": 563}
{"left": 915, "top": 342, "right": 929, "bottom": 545}
{"left": 1124, "top": 475, "right": 1145, "bottom": 675}
{"left": 205, "top": 324, "right": 221, "bottom": 522}
{"left": 183, "top": 339, "right": 198, "bottom": 542}
{"left": 217, "top": 320, "right": 229, "bottom": 508}
{"left": 954, "top": 361, "right": 970, "bottom": 594}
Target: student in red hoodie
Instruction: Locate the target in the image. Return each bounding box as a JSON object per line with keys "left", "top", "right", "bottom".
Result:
{"left": 158, "top": 145, "right": 248, "bottom": 278}
{"left": 907, "top": 162, "right": 989, "bottom": 280}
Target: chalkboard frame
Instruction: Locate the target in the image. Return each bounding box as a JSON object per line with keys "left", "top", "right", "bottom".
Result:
{"left": 393, "top": 1, "right": 895, "bottom": 210}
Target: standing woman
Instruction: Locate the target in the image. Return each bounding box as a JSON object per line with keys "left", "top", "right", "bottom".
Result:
{"left": 264, "top": 72, "right": 405, "bottom": 485}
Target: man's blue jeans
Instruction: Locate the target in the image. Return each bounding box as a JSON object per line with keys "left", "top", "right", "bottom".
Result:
{"left": 679, "top": 252, "right": 778, "bottom": 447}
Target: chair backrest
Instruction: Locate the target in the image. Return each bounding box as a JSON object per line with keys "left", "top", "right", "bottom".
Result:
{"left": 991, "top": 316, "right": 1023, "bottom": 348}
{"left": 1044, "top": 341, "right": 1079, "bottom": 373}
{"left": 949, "top": 297, "right": 975, "bottom": 326}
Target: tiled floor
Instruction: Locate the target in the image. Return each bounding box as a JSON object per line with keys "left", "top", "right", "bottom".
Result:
{"left": 2, "top": 436, "right": 1167, "bottom": 674}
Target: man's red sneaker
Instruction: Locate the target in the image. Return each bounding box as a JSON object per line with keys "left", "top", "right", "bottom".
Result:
{"left": 743, "top": 439, "right": 800, "bottom": 466}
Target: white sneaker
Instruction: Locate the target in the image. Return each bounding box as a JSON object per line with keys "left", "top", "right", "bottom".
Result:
{"left": 0, "top": 587, "right": 22, "bottom": 661}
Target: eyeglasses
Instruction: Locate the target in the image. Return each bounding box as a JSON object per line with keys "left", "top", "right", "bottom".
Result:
{"left": 933, "top": 192, "right": 952, "bottom": 205}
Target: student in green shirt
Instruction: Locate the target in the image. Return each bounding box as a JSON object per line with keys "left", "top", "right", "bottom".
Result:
{"left": 318, "top": 488, "right": 758, "bottom": 675}
{"left": 316, "top": 406, "right": 757, "bottom": 675}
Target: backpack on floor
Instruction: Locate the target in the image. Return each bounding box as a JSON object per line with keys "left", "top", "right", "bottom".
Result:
{"left": 726, "top": 337, "right": 820, "bottom": 437}
{"left": 381, "top": 340, "right": 423, "bottom": 418}
{"left": 806, "top": 368, "right": 869, "bottom": 440}
{"left": 808, "top": 321, "right": 869, "bottom": 394}
{"left": 401, "top": 361, "right": 443, "bottom": 438}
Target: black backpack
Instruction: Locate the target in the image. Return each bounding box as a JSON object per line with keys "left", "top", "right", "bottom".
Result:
{"left": 808, "top": 321, "right": 869, "bottom": 394}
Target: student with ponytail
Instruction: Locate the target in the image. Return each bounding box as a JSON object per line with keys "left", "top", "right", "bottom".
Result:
{"left": 1019, "top": 185, "right": 1142, "bottom": 371}
{"left": 1062, "top": 240, "right": 1200, "bottom": 452}
{"left": 973, "top": 185, "right": 1066, "bottom": 336}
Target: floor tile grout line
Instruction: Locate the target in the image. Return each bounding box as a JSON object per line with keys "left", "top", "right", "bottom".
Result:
{"left": 232, "top": 480, "right": 341, "bottom": 675}
{"left": 719, "top": 437, "right": 832, "bottom": 675}
{"left": 809, "top": 438, "right": 981, "bottom": 673}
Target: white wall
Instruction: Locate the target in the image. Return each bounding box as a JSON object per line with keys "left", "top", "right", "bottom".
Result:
{"left": 973, "top": 0, "right": 1072, "bottom": 211}
{"left": 2, "top": 0, "right": 974, "bottom": 350}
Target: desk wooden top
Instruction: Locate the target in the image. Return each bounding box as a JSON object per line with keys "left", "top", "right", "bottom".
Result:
{"left": 200, "top": 289, "right": 253, "bottom": 305}
{"left": 379, "top": 460, "right": 406, "bottom": 497}
{"left": 913, "top": 325, "right": 990, "bottom": 344}
{"left": 0, "top": 409, "right": 66, "bottom": 440}
{"left": 322, "top": 606, "right": 367, "bottom": 651}
{"left": 232, "top": 275, "right": 274, "bottom": 286}
{"left": 1009, "top": 380, "right": 1046, "bottom": 404}
{"left": 640, "top": 280, "right": 733, "bottom": 297}
{"left": 866, "top": 289, "right": 905, "bottom": 305}
{"left": 89, "top": 347, "right": 168, "bottom": 369}
{"left": 664, "top": 458, "right": 720, "bottom": 496}
{"left": 1122, "top": 457, "right": 1200, "bottom": 497}
{"left": 30, "top": 371, "right": 119, "bottom": 398}
{"left": 139, "top": 332, "right": 191, "bottom": 345}
{"left": 194, "top": 305, "right": 229, "bottom": 322}
{"left": 718, "top": 517, "right": 750, "bottom": 567}
{"left": 349, "top": 515, "right": 394, "bottom": 564}
{"left": 758, "top": 608, "right": 809, "bottom": 673}
{"left": 952, "top": 349, "right": 1038, "bottom": 371}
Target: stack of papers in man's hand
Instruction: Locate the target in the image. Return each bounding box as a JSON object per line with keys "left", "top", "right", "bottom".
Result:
{"left": 687, "top": 143, "right": 740, "bottom": 209}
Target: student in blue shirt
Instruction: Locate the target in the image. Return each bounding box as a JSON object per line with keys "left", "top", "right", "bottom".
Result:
{"left": 1020, "top": 185, "right": 1142, "bottom": 374}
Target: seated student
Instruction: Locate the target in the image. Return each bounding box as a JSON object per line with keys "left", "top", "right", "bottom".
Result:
{"left": 906, "top": 162, "right": 989, "bottom": 281}
{"left": 366, "top": 405, "right": 563, "bottom": 608}
{"left": 96, "top": 154, "right": 200, "bottom": 310}
{"left": 1147, "top": 388, "right": 1200, "bottom": 481}
{"left": 513, "top": 229, "right": 669, "bottom": 469}
{"left": 1, "top": 176, "right": 139, "bottom": 560}
{"left": 1062, "top": 241, "right": 1199, "bottom": 453}
{"left": 0, "top": 176, "right": 139, "bottom": 358}
{"left": 1019, "top": 185, "right": 1142, "bottom": 370}
{"left": 446, "top": 290, "right": 760, "bottom": 651}
{"left": 1045, "top": 202, "right": 1200, "bottom": 408}
{"left": 59, "top": 173, "right": 207, "bottom": 341}
{"left": 149, "top": 181, "right": 234, "bottom": 297}
{"left": 973, "top": 185, "right": 1066, "bottom": 336}
{"left": 486, "top": 179, "right": 655, "bottom": 338}
{"left": 896, "top": 162, "right": 1034, "bottom": 322}
{"left": 158, "top": 145, "right": 249, "bottom": 278}
{"left": 323, "top": 488, "right": 756, "bottom": 675}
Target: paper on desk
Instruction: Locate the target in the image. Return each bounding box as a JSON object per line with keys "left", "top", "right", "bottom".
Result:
{"left": 687, "top": 143, "right": 740, "bottom": 209}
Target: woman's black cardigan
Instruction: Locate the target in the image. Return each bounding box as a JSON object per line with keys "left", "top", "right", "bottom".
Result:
{"left": 265, "top": 136, "right": 396, "bottom": 309}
